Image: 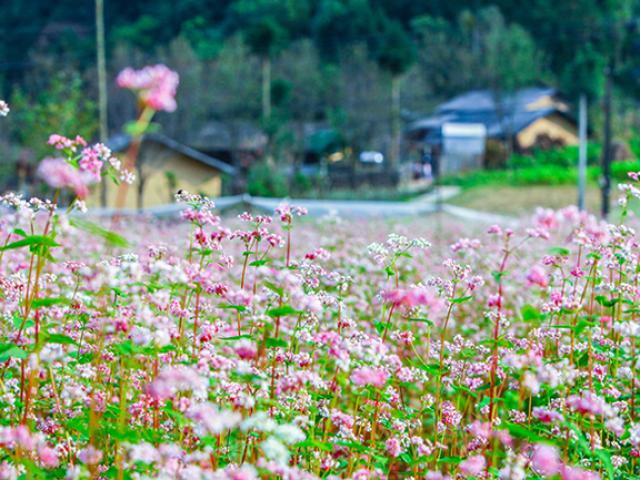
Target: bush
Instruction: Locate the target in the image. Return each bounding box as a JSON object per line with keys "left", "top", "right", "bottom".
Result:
{"left": 611, "top": 159, "right": 640, "bottom": 181}
{"left": 441, "top": 165, "right": 600, "bottom": 188}
{"left": 247, "top": 161, "right": 289, "bottom": 197}
{"left": 508, "top": 144, "right": 602, "bottom": 170}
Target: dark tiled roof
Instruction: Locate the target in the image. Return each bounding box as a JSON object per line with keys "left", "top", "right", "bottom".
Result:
{"left": 436, "top": 87, "right": 558, "bottom": 113}
{"left": 108, "top": 133, "right": 237, "bottom": 176}
{"left": 407, "top": 87, "right": 574, "bottom": 140}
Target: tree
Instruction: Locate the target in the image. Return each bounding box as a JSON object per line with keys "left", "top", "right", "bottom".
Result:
{"left": 478, "top": 7, "right": 545, "bottom": 157}
{"left": 373, "top": 20, "right": 416, "bottom": 169}
{"left": 9, "top": 73, "right": 98, "bottom": 162}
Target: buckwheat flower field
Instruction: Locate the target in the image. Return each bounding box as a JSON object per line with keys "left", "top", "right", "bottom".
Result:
{"left": 2, "top": 189, "right": 640, "bottom": 480}
{"left": 2, "top": 68, "right": 640, "bottom": 480}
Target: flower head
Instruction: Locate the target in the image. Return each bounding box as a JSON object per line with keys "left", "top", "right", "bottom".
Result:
{"left": 37, "top": 157, "right": 89, "bottom": 199}
{"left": 117, "top": 64, "right": 179, "bottom": 112}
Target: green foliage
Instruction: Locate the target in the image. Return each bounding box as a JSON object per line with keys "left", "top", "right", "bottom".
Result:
{"left": 246, "top": 162, "right": 288, "bottom": 197}
{"left": 611, "top": 159, "right": 640, "bottom": 180}
{"left": 508, "top": 144, "right": 602, "bottom": 169}
{"left": 9, "top": 73, "right": 97, "bottom": 161}
{"left": 441, "top": 164, "right": 600, "bottom": 188}
{"left": 374, "top": 20, "right": 416, "bottom": 76}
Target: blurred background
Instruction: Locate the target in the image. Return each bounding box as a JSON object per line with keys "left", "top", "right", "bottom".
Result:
{"left": 2, "top": 0, "right": 640, "bottom": 216}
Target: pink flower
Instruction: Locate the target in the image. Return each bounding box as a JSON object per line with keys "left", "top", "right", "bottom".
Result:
{"left": 560, "top": 466, "right": 601, "bottom": 480}
{"left": 48, "top": 134, "right": 86, "bottom": 152}
{"left": 350, "top": 366, "right": 388, "bottom": 388}
{"left": 0, "top": 100, "right": 9, "bottom": 116}
{"left": 567, "top": 392, "right": 611, "bottom": 417}
{"left": 535, "top": 208, "right": 559, "bottom": 230}
{"left": 77, "top": 445, "right": 103, "bottom": 465}
{"left": 459, "top": 455, "right": 486, "bottom": 477}
{"left": 79, "top": 146, "right": 105, "bottom": 182}
{"left": 275, "top": 203, "right": 307, "bottom": 223}
{"left": 37, "top": 445, "right": 59, "bottom": 469}
{"left": 37, "top": 157, "right": 89, "bottom": 199}
{"left": 527, "top": 265, "right": 548, "bottom": 288}
{"left": 385, "top": 437, "right": 402, "bottom": 457}
{"left": 468, "top": 420, "right": 491, "bottom": 439}
{"left": 532, "top": 407, "right": 564, "bottom": 424}
{"left": 487, "top": 293, "right": 502, "bottom": 308}
{"left": 531, "top": 444, "right": 561, "bottom": 477}
{"left": 117, "top": 64, "right": 179, "bottom": 112}
{"left": 383, "top": 286, "right": 440, "bottom": 310}
{"left": 234, "top": 339, "right": 257, "bottom": 360}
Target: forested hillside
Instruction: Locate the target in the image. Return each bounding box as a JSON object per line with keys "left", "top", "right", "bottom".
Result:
{"left": 2, "top": 0, "right": 640, "bottom": 173}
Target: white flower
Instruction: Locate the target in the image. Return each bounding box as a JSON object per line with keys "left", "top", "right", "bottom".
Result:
{"left": 128, "top": 442, "right": 160, "bottom": 464}
{"left": 261, "top": 436, "right": 289, "bottom": 465}
{"left": 274, "top": 424, "right": 305, "bottom": 444}
{"left": 187, "top": 402, "right": 241, "bottom": 436}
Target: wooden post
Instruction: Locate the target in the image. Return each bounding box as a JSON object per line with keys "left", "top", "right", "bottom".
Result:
{"left": 96, "top": 0, "right": 109, "bottom": 207}
{"left": 601, "top": 61, "right": 613, "bottom": 219}
{"left": 578, "top": 94, "right": 588, "bottom": 211}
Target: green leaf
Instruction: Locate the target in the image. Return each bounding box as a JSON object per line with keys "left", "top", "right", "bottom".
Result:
{"left": 521, "top": 304, "right": 542, "bottom": 322}
{"left": 506, "top": 422, "right": 559, "bottom": 445}
{"left": 70, "top": 218, "right": 129, "bottom": 248}
{"left": 0, "top": 235, "right": 59, "bottom": 251}
{"left": 265, "top": 337, "right": 288, "bottom": 349}
{"left": 31, "top": 297, "right": 71, "bottom": 308}
{"left": 263, "top": 281, "right": 284, "bottom": 297}
{"left": 0, "top": 344, "right": 28, "bottom": 361}
{"left": 491, "top": 270, "right": 506, "bottom": 283}
{"left": 594, "top": 295, "right": 618, "bottom": 308}
{"left": 218, "top": 303, "right": 247, "bottom": 312}
{"left": 296, "top": 439, "right": 332, "bottom": 452}
{"left": 44, "top": 333, "right": 77, "bottom": 345}
{"left": 548, "top": 247, "right": 571, "bottom": 256}
{"left": 408, "top": 317, "right": 433, "bottom": 326}
{"left": 266, "top": 305, "right": 300, "bottom": 317}
{"left": 451, "top": 295, "right": 472, "bottom": 304}
{"left": 219, "top": 335, "right": 253, "bottom": 341}
{"left": 249, "top": 259, "right": 270, "bottom": 267}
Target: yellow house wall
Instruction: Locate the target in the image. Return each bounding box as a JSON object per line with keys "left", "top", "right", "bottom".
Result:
{"left": 516, "top": 114, "right": 578, "bottom": 149}
{"left": 86, "top": 142, "right": 223, "bottom": 209}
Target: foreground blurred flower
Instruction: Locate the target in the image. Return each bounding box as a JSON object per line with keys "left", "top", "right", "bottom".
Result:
{"left": 117, "top": 64, "right": 179, "bottom": 112}
{"left": 0, "top": 100, "right": 9, "bottom": 116}
{"left": 36, "top": 157, "right": 89, "bottom": 199}
{"left": 459, "top": 455, "right": 486, "bottom": 477}
{"left": 532, "top": 444, "right": 561, "bottom": 477}
{"left": 350, "top": 366, "right": 388, "bottom": 388}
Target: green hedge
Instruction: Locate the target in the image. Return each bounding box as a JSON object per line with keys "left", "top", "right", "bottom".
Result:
{"left": 441, "top": 146, "right": 640, "bottom": 189}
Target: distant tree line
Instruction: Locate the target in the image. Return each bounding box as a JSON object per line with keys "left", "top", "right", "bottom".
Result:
{"left": 2, "top": 0, "right": 640, "bottom": 182}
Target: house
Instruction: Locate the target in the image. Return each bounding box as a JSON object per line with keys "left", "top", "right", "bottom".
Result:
{"left": 186, "top": 120, "right": 268, "bottom": 172}
{"left": 406, "top": 87, "right": 579, "bottom": 173}
{"left": 86, "top": 132, "right": 237, "bottom": 209}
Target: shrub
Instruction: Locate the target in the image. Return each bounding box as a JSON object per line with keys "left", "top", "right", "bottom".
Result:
{"left": 247, "top": 161, "right": 289, "bottom": 197}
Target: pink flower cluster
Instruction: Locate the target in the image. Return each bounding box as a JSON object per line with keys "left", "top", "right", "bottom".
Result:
{"left": 48, "top": 133, "right": 87, "bottom": 152}
{"left": 117, "top": 64, "right": 179, "bottom": 112}
{"left": 36, "top": 157, "right": 89, "bottom": 199}
{"left": 350, "top": 366, "right": 389, "bottom": 388}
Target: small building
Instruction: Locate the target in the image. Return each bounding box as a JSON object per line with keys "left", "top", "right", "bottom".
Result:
{"left": 187, "top": 121, "right": 268, "bottom": 172}
{"left": 406, "top": 87, "right": 579, "bottom": 173}
{"left": 86, "top": 133, "right": 237, "bottom": 209}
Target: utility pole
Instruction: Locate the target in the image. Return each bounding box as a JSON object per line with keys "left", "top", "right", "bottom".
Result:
{"left": 600, "top": 60, "right": 613, "bottom": 219}
{"left": 96, "top": 0, "right": 108, "bottom": 207}
{"left": 577, "top": 94, "right": 587, "bottom": 211}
